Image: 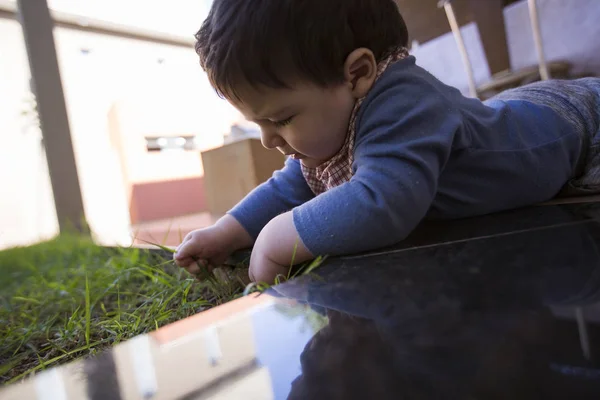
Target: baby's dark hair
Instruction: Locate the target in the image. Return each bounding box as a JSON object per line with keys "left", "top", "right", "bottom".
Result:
{"left": 194, "top": 0, "right": 409, "bottom": 100}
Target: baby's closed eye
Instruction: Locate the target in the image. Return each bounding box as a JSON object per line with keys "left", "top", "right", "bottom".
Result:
{"left": 272, "top": 116, "right": 294, "bottom": 128}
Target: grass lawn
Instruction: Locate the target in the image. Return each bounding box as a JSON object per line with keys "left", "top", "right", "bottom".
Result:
{"left": 0, "top": 235, "right": 249, "bottom": 385}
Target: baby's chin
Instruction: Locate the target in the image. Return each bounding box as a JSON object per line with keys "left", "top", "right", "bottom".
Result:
{"left": 300, "top": 158, "right": 326, "bottom": 168}
{"left": 290, "top": 153, "right": 328, "bottom": 168}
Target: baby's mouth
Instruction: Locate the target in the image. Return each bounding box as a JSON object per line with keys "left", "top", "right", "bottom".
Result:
{"left": 279, "top": 147, "right": 307, "bottom": 160}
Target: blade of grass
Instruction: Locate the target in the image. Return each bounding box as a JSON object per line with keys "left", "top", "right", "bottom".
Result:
{"left": 299, "top": 255, "right": 328, "bottom": 276}
{"left": 66, "top": 306, "right": 81, "bottom": 331}
{"left": 243, "top": 281, "right": 271, "bottom": 296}
{"left": 137, "top": 239, "right": 175, "bottom": 254}
{"left": 152, "top": 259, "right": 178, "bottom": 269}
{"left": 131, "top": 267, "right": 174, "bottom": 288}
{"left": 243, "top": 282, "right": 259, "bottom": 296}
{"left": 130, "top": 228, "right": 141, "bottom": 246}
{"left": 117, "top": 282, "right": 121, "bottom": 323}
{"left": 11, "top": 336, "right": 28, "bottom": 357}
{"left": 292, "top": 255, "right": 328, "bottom": 279}
{"left": 161, "top": 219, "right": 174, "bottom": 246}
{"left": 182, "top": 281, "right": 193, "bottom": 305}
{"left": 7, "top": 340, "right": 104, "bottom": 384}
{"left": 288, "top": 240, "right": 299, "bottom": 280}
{"left": 158, "top": 288, "right": 182, "bottom": 313}
{"left": 84, "top": 273, "right": 91, "bottom": 347}
{"left": 12, "top": 297, "right": 42, "bottom": 305}
{"left": 137, "top": 262, "right": 177, "bottom": 281}
{"left": 35, "top": 352, "right": 47, "bottom": 371}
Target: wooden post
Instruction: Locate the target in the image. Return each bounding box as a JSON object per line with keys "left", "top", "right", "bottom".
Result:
{"left": 17, "top": 0, "right": 88, "bottom": 234}
{"left": 439, "top": 0, "right": 478, "bottom": 98}
{"left": 528, "top": 0, "right": 550, "bottom": 80}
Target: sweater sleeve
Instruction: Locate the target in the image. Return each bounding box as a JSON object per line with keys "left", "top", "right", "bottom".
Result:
{"left": 293, "top": 75, "right": 462, "bottom": 256}
{"left": 228, "top": 157, "right": 315, "bottom": 239}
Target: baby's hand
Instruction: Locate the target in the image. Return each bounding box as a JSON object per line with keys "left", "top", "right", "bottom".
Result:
{"left": 249, "top": 212, "right": 314, "bottom": 284}
{"left": 174, "top": 215, "right": 253, "bottom": 276}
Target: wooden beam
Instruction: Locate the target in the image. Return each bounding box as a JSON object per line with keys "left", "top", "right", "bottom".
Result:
{"left": 1, "top": 0, "right": 195, "bottom": 49}
{"left": 17, "top": 0, "right": 88, "bottom": 233}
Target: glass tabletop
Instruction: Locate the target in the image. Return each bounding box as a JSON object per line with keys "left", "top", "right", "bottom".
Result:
{"left": 248, "top": 202, "right": 600, "bottom": 399}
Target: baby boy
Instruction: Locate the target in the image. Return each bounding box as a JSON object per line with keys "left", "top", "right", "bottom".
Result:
{"left": 174, "top": 0, "right": 600, "bottom": 283}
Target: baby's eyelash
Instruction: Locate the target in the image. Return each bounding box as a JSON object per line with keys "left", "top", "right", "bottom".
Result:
{"left": 273, "top": 116, "right": 294, "bottom": 128}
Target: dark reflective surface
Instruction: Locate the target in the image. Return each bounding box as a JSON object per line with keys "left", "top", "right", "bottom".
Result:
{"left": 251, "top": 202, "right": 600, "bottom": 399}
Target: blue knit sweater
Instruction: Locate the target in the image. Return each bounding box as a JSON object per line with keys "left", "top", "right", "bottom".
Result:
{"left": 229, "top": 56, "right": 599, "bottom": 256}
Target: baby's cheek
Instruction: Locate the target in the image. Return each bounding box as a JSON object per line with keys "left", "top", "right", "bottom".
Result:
{"left": 323, "top": 130, "right": 349, "bottom": 158}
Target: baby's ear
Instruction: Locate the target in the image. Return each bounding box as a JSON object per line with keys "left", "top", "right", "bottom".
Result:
{"left": 343, "top": 48, "right": 377, "bottom": 98}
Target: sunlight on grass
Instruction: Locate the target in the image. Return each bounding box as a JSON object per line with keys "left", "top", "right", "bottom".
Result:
{"left": 0, "top": 235, "right": 245, "bottom": 384}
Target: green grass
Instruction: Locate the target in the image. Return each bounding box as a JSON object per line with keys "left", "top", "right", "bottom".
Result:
{"left": 0, "top": 234, "right": 326, "bottom": 386}
{"left": 0, "top": 235, "right": 248, "bottom": 385}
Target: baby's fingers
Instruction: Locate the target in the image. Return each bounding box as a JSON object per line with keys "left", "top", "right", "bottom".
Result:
{"left": 174, "top": 239, "right": 204, "bottom": 262}
{"left": 184, "top": 260, "right": 203, "bottom": 275}
{"left": 185, "top": 258, "right": 212, "bottom": 277}
{"left": 173, "top": 255, "right": 194, "bottom": 268}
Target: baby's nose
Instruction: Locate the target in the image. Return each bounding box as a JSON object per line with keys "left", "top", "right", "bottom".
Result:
{"left": 261, "top": 129, "right": 286, "bottom": 150}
